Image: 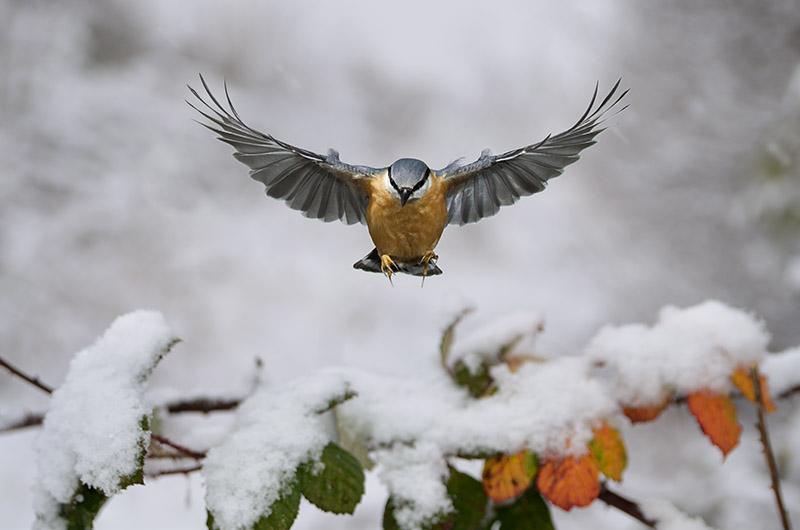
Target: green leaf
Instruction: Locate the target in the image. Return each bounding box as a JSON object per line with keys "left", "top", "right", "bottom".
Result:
{"left": 208, "top": 476, "right": 302, "bottom": 530}
{"left": 453, "top": 360, "right": 493, "bottom": 398}
{"left": 437, "top": 467, "right": 489, "bottom": 529}
{"left": 59, "top": 484, "right": 109, "bottom": 530}
{"left": 494, "top": 486, "right": 554, "bottom": 530}
{"left": 299, "top": 443, "right": 365, "bottom": 514}
{"left": 382, "top": 496, "right": 403, "bottom": 530}
{"left": 253, "top": 477, "right": 301, "bottom": 530}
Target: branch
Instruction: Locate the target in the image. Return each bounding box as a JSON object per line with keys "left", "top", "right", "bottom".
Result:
{"left": 165, "top": 397, "right": 241, "bottom": 414}
{"left": 145, "top": 464, "right": 202, "bottom": 478}
{"left": 598, "top": 484, "right": 656, "bottom": 528}
{"left": 751, "top": 364, "right": 793, "bottom": 530}
{"left": 0, "top": 355, "right": 53, "bottom": 394}
{"left": 151, "top": 434, "right": 206, "bottom": 460}
{"left": 0, "top": 412, "right": 45, "bottom": 432}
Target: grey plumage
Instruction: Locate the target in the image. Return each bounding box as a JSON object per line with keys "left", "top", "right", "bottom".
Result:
{"left": 439, "top": 79, "right": 628, "bottom": 225}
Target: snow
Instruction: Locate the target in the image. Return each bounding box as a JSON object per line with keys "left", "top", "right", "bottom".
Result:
{"left": 762, "top": 346, "right": 800, "bottom": 396}
{"left": 203, "top": 371, "right": 352, "bottom": 530}
{"left": 32, "top": 311, "right": 176, "bottom": 529}
{"left": 585, "top": 301, "right": 771, "bottom": 407}
{"left": 640, "top": 500, "right": 717, "bottom": 530}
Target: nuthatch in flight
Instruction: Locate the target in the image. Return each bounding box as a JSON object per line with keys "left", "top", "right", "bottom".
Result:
{"left": 189, "top": 75, "right": 627, "bottom": 281}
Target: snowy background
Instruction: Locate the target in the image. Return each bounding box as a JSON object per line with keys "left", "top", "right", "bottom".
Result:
{"left": 2, "top": 1, "right": 800, "bottom": 528}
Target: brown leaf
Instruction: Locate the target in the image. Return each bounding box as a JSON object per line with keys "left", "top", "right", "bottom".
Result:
{"left": 686, "top": 390, "right": 741, "bottom": 457}
{"left": 481, "top": 450, "right": 538, "bottom": 504}
{"left": 536, "top": 454, "right": 600, "bottom": 511}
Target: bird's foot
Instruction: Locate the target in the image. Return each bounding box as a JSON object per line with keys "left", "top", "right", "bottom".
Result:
{"left": 419, "top": 250, "right": 439, "bottom": 287}
{"left": 380, "top": 254, "right": 398, "bottom": 284}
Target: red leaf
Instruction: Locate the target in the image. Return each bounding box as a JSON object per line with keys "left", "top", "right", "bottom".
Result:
{"left": 686, "top": 390, "right": 741, "bottom": 457}
{"left": 536, "top": 454, "right": 599, "bottom": 511}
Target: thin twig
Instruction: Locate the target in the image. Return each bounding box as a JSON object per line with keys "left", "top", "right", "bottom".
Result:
{"left": 598, "top": 484, "right": 656, "bottom": 528}
{"left": 0, "top": 412, "right": 46, "bottom": 432}
{"left": 0, "top": 356, "right": 53, "bottom": 394}
{"left": 145, "top": 464, "right": 202, "bottom": 478}
{"left": 751, "top": 364, "right": 793, "bottom": 530}
{"left": 151, "top": 434, "right": 206, "bottom": 459}
{"left": 778, "top": 384, "right": 800, "bottom": 401}
{"left": 165, "top": 397, "right": 241, "bottom": 414}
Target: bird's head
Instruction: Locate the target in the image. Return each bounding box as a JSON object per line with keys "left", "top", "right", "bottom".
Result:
{"left": 388, "top": 158, "right": 432, "bottom": 207}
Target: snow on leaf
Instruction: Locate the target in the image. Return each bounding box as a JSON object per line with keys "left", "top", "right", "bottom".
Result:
{"left": 299, "top": 442, "right": 365, "bottom": 515}
{"left": 730, "top": 365, "right": 777, "bottom": 413}
{"left": 203, "top": 370, "right": 353, "bottom": 530}
{"left": 588, "top": 423, "right": 627, "bottom": 481}
{"left": 536, "top": 454, "right": 600, "bottom": 511}
{"left": 481, "top": 450, "right": 538, "bottom": 504}
{"left": 585, "top": 300, "right": 770, "bottom": 408}
{"left": 686, "top": 390, "right": 741, "bottom": 457}
{"left": 622, "top": 394, "right": 672, "bottom": 423}
{"left": 33, "top": 311, "right": 177, "bottom": 530}
{"left": 446, "top": 312, "right": 544, "bottom": 376}
{"left": 383, "top": 468, "right": 488, "bottom": 530}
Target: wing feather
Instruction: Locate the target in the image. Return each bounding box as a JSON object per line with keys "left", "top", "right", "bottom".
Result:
{"left": 188, "top": 74, "right": 379, "bottom": 225}
{"left": 442, "top": 80, "right": 628, "bottom": 225}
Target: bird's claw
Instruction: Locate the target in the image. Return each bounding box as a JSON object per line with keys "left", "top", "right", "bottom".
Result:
{"left": 419, "top": 250, "right": 438, "bottom": 287}
{"left": 380, "top": 254, "right": 398, "bottom": 285}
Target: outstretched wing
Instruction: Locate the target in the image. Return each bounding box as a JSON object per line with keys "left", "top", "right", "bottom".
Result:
{"left": 188, "top": 74, "right": 380, "bottom": 225}
{"left": 440, "top": 80, "right": 628, "bottom": 225}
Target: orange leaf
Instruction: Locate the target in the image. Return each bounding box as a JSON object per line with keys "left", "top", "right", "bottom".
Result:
{"left": 536, "top": 454, "right": 600, "bottom": 511}
{"left": 588, "top": 423, "right": 627, "bottom": 481}
{"left": 622, "top": 394, "right": 672, "bottom": 423}
{"left": 686, "top": 390, "right": 741, "bottom": 457}
{"left": 730, "top": 366, "right": 777, "bottom": 413}
{"left": 482, "top": 450, "right": 538, "bottom": 504}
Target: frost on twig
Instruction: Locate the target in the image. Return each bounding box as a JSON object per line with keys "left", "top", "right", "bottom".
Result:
{"left": 32, "top": 311, "right": 178, "bottom": 530}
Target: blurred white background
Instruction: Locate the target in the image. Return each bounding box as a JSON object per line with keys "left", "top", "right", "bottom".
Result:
{"left": 2, "top": 1, "right": 800, "bottom": 528}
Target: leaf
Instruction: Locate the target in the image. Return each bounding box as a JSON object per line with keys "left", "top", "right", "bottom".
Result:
{"left": 439, "top": 467, "right": 489, "bottom": 529}
{"left": 730, "top": 366, "right": 777, "bottom": 413}
{"left": 536, "top": 454, "right": 600, "bottom": 511}
{"left": 622, "top": 394, "right": 672, "bottom": 423}
{"left": 494, "top": 485, "right": 555, "bottom": 530}
{"left": 452, "top": 359, "right": 493, "bottom": 398}
{"left": 208, "top": 477, "right": 302, "bottom": 529}
{"left": 686, "top": 390, "right": 742, "bottom": 457}
{"left": 58, "top": 484, "right": 109, "bottom": 530}
{"left": 482, "top": 450, "right": 538, "bottom": 504}
{"left": 299, "top": 443, "right": 365, "bottom": 514}
{"left": 588, "top": 423, "right": 627, "bottom": 481}
{"left": 440, "top": 307, "right": 474, "bottom": 367}
{"left": 250, "top": 476, "right": 301, "bottom": 530}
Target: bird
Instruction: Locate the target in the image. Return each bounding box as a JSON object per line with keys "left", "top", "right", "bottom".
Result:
{"left": 188, "top": 75, "right": 627, "bottom": 282}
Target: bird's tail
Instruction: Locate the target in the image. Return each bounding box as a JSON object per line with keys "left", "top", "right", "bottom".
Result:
{"left": 353, "top": 248, "right": 443, "bottom": 277}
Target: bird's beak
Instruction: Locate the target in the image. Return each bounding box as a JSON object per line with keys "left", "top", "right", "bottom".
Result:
{"left": 400, "top": 188, "right": 412, "bottom": 207}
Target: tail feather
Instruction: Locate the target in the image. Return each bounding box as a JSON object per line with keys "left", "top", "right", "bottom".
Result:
{"left": 353, "top": 249, "right": 443, "bottom": 277}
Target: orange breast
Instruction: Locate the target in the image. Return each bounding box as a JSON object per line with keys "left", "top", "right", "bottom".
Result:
{"left": 364, "top": 172, "right": 448, "bottom": 262}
